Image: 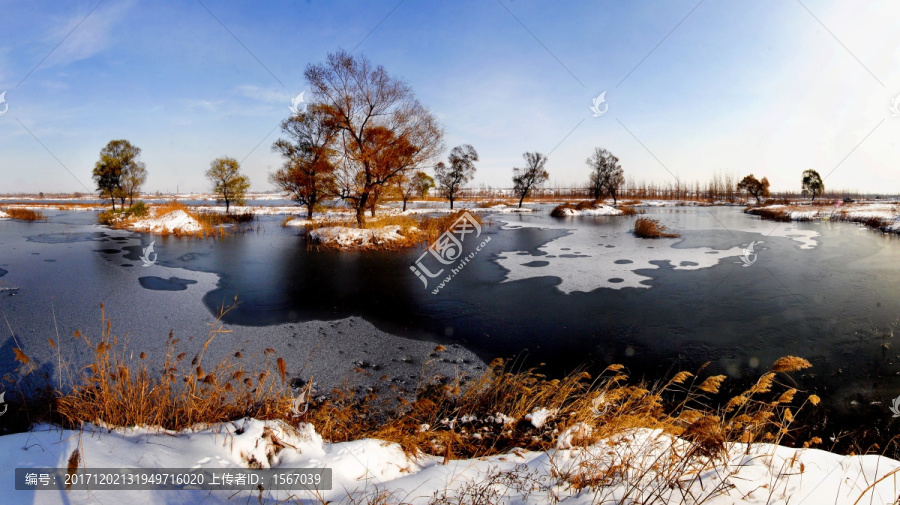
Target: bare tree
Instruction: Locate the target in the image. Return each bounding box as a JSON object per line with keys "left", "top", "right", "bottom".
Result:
{"left": 305, "top": 50, "right": 444, "bottom": 226}
{"left": 586, "top": 147, "right": 625, "bottom": 204}
{"left": 434, "top": 144, "right": 478, "bottom": 209}
{"left": 270, "top": 107, "right": 337, "bottom": 219}
{"left": 512, "top": 152, "right": 549, "bottom": 208}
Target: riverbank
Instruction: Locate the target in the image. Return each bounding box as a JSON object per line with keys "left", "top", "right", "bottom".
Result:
{"left": 5, "top": 353, "right": 900, "bottom": 504}
{"left": 746, "top": 202, "right": 900, "bottom": 234}
{"left": 6, "top": 418, "right": 899, "bottom": 504}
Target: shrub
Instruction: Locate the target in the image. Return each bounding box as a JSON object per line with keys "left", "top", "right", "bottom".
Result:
{"left": 195, "top": 210, "right": 255, "bottom": 226}
{"left": 123, "top": 201, "right": 149, "bottom": 218}
{"left": 97, "top": 209, "right": 123, "bottom": 225}
{"left": 475, "top": 199, "right": 511, "bottom": 208}
{"left": 550, "top": 203, "right": 576, "bottom": 217}
{"left": 747, "top": 207, "right": 793, "bottom": 222}
{"left": 618, "top": 205, "right": 640, "bottom": 216}
{"left": 633, "top": 217, "right": 680, "bottom": 238}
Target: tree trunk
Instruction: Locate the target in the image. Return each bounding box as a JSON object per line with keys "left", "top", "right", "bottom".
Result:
{"left": 111, "top": 196, "right": 116, "bottom": 212}
{"left": 225, "top": 197, "right": 230, "bottom": 213}
{"left": 355, "top": 194, "right": 368, "bottom": 228}
{"left": 402, "top": 197, "right": 408, "bottom": 212}
{"left": 306, "top": 204, "right": 314, "bottom": 220}
{"left": 449, "top": 196, "right": 454, "bottom": 210}
{"left": 517, "top": 193, "right": 525, "bottom": 208}
{"left": 611, "top": 191, "right": 617, "bottom": 205}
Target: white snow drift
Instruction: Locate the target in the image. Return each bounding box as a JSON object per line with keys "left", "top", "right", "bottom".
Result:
{"left": 308, "top": 225, "right": 412, "bottom": 248}
{"left": 130, "top": 210, "right": 203, "bottom": 234}
{"left": 4, "top": 419, "right": 900, "bottom": 504}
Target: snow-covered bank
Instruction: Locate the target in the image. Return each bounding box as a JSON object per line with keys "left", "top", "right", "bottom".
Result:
{"left": 0, "top": 209, "right": 9, "bottom": 219}
{"left": 129, "top": 210, "right": 203, "bottom": 234}
{"left": 308, "top": 225, "right": 413, "bottom": 248}
{"left": 551, "top": 203, "right": 623, "bottom": 217}
{"left": 5, "top": 420, "right": 899, "bottom": 504}
{"left": 748, "top": 203, "right": 900, "bottom": 233}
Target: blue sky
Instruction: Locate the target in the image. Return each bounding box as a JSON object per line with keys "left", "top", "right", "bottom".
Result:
{"left": 1, "top": 0, "right": 899, "bottom": 194}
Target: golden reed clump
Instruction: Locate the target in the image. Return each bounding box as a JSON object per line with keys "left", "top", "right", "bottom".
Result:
{"left": 8, "top": 308, "right": 824, "bottom": 469}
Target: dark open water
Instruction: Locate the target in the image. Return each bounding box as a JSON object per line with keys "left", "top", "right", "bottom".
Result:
{"left": 1, "top": 205, "right": 899, "bottom": 448}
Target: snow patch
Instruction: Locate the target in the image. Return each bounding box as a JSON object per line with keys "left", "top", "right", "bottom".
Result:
{"left": 524, "top": 408, "right": 556, "bottom": 428}
{"left": 130, "top": 210, "right": 203, "bottom": 234}
{"left": 4, "top": 421, "right": 900, "bottom": 504}
{"left": 554, "top": 204, "right": 623, "bottom": 217}
{"left": 308, "top": 225, "right": 412, "bottom": 248}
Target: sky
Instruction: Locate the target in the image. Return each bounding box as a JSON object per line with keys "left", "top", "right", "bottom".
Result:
{"left": 1, "top": 0, "right": 899, "bottom": 195}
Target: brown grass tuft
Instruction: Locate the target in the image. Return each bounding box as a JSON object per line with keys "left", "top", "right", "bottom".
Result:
{"left": 771, "top": 356, "right": 812, "bottom": 373}
{"left": 697, "top": 375, "right": 726, "bottom": 394}
{"left": 65, "top": 447, "right": 80, "bottom": 491}
{"left": 2, "top": 207, "right": 46, "bottom": 221}
{"left": 633, "top": 217, "right": 680, "bottom": 238}
{"left": 617, "top": 204, "right": 641, "bottom": 216}
{"left": 53, "top": 305, "right": 292, "bottom": 431}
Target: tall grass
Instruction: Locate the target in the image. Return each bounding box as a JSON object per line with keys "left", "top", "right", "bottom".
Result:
{"left": 633, "top": 217, "right": 680, "bottom": 238}
{"left": 14, "top": 314, "right": 885, "bottom": 504}
{"left": 1, "top": 207, "right": 45, "bottom": 221}
{"left": 47, "top": 304, "right": 290, "bottom": 430}
{"left": 8, "top": 309, "right": 819, "bottom": 457}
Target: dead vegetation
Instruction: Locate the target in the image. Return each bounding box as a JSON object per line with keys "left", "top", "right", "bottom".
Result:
{"left": 7, "top": 307, "right": 819, "bottom": 458}
{"left": 550, "top": 201, "right": 599, "bottom": 217}
{"left": 303, "top": 210, "right": 483, "bottom": 250}
{"left": 747, "top": 204, "right": 900, "bottom": 234}
{"left": 633, "top": 217, "right": 680, "bottom": 238}
{"left": 550, "top": 201, "right": 642, "bottom": 218}
{"left": 98, "top": 201, "right": 254, "bottom": 238}
{"left": 5, "top": 311, "right": 874, "bottom": 504}
{"left": 0, "top": 207, "right": 46, "bottom": 221}
{"left": 52, "top": 305, "right": 288, "bottom": 430}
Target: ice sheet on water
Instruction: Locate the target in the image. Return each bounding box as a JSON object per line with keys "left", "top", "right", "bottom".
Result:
{"left": 493, "top": 214, "right": 819, "bottom": 293}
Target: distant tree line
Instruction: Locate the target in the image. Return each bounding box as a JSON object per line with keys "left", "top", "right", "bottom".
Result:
{"left": 89, "top": 52, "right": 837, "bottom": 220}
{"left": 92, "top": 140, "right": 252, "bottom": 214}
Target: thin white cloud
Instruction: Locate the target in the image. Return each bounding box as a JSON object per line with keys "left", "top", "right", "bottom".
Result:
{"left": 183, "top": 99, "right": 226, "bottom": 113}
{"left": 236, "top": 84, "right": 295, "bottom": 104}
{"left": 41, "top": 1, "right": 135, "bottom": 69}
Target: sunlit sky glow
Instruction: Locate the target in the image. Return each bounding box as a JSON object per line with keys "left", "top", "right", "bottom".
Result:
{"left": 2, "top": 0, "right": 899, "bottom": 194}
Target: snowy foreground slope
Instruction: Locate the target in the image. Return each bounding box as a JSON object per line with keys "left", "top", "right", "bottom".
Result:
{"left": 4, "top": 419, "right": 900, "bottom": 504}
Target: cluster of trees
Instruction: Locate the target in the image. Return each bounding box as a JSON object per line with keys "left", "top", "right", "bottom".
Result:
{"left": 268, "top": 51, "right": 562, "bottom": 218}
{"left": 269, "top": 50, "right": 443, "bottom": 227}
{"left": 91, "top": 140, "right": 147, "bottom": 210}
{"left": 93, "top": 139, "right": 252, "bottom": 213}
{"left": 92, "top": 52, "right": 831, "bottom": 219}
{"left": 585, "top": 148, "right": 624, "bottom": 204}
